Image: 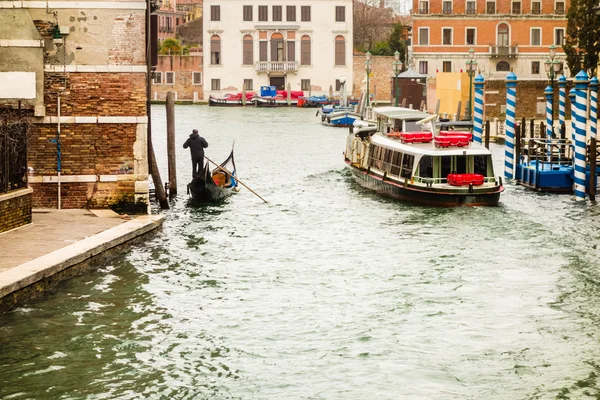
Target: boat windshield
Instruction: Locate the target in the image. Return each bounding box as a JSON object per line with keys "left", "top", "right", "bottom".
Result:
{"left": 404, "top": 120, "right": 422, "bottom": 132}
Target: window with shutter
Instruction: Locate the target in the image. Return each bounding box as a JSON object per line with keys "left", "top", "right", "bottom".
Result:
{"left": 211, "top": 35, "right": 221, "bottom": 65}
{"left": 243, "top": 35, "right": 253, "bottom": 65}
{"left": 301, "top": 35, "right": 311, "bottom": 65}
{"left": 335, "top": 36, "right": 345, "bottom": 66}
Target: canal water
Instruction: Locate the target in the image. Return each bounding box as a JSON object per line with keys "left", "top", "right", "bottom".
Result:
{"left": 2, "top": 106, "right": 600, "bottom": 399}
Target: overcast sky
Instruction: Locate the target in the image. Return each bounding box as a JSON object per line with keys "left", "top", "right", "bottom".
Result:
{"left": 385, "top": 0, "right": 412, "bottom": 14}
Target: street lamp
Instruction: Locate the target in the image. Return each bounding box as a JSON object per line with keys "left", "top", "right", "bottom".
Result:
{"left": 464, "top": 48, "right": 478, "bottom": 121}
{"left": 365, "top": 51, "right": 372, "bottom": 107}
{"left": 544, "top": 44, "right": 562, "bottom": 133}
{"left": 392, "top": 50, "right": 403, "bottom": 107}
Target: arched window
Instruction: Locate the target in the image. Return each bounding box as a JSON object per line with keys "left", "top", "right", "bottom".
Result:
{"left": 270, "top": 32, "right": 284, "bottom": 62}
{"left": 243, "top": 35, "right": 253, "bottom": 65}
{"left": 497, "top": 23, "right": 509, "bottom": 46}
{"left": 335, "top": 35, "right": 345, "bottom": 66}
{"left": 301, "top": 35, "right": 311, "bottom": 65}
{"left": 496, "top": 61, "right": 510, "bottom": 71}
{"left": 211, "top": 35, "right": 221, "bottom": 65}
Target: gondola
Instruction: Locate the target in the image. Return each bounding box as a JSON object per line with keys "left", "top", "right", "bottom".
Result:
{"left": 187, "top": 150, "right": 238, "bottom": 203}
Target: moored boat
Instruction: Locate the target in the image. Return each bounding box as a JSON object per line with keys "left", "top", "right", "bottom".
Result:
{"left": 187, "top": 150, "right": 238, "bottom": 203}
{"left": 254, "top": 90, "right": 304, "bottom": 107}
{"left": 322, "top": 109, "right": 362, "bottom": 127}
{"left": 209, "top": 92, "right": 256, "bottom": 107}
{"left": 344, "top": 107, "right": 504, "bottom": 206}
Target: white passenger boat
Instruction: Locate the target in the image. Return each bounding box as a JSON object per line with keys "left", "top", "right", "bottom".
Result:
{"left": 344, "top": 107, "right": 504, "bottom": 206}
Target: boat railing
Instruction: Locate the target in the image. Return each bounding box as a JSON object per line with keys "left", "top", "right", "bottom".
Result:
{"left": 413, "top": 176, "right": 497, "bottom": 186}
{"left": 520, "top": 137, "right": 573, "bottom": 167}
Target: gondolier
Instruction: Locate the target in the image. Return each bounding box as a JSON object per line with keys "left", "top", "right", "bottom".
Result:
{"left": 183, "top": 129, "right": 208, "bottom": 177}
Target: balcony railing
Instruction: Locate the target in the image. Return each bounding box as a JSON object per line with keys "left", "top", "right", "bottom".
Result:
{"left": 255, "top": 61, "right": 298, "bottom": 72}
{"left": 418, "top": 7, "right": 429, "bottom": 13}
{"left": 442, "top": 6, "right": 453, "bottom": 13}
{"left": 489, "top": 45, "right": 519, "bottom": 58}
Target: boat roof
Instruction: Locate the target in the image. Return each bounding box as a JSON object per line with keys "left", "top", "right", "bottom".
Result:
{"left": 373, "top": 107, "right": 432, "bottom": 120}
{"left": 436, "top": 120, "right": 474, "bottom": 129}
{"left": 371, "top": 133, "right": 492, "bottom": 156}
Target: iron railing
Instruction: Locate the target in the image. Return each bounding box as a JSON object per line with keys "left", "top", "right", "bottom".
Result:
{"left": 0, "top": 114, "right": 29, "bottom": 194}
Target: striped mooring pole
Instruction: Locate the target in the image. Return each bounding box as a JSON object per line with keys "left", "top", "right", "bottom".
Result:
{"left": 558, "top": 75, "right": 567, "bottom": 130}
{"left": 590, "top": 77, "right": 598, "bottom": 140}
{"left": 545, "top": 86, "right": 554, "bottom": 163}
{"left": 473, "top": 74, "right": 485, "bottom": 144}
{"left": 504, "top": 72, "right": 517, "bottom": 180}
{"left": 573, "top": 70, "right": 589, "bottom": 200}
{"left": 569, "top": 88, "right": 576, "bottom": 149}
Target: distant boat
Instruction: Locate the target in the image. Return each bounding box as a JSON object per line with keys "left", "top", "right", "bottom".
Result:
{"left": 187, "top": 150, "right": 238, "bottom": 203}
{"left": 344, "top": 107, "right": 504, "bottom": 206}
{"left": 254, "top": 90, "right": 304, "bottom": 107}
{"left": 322, "top": 109, "right": 362, "bottom": 127}
{"left": 209, "top": 92, "right": 256, "bottom": 107}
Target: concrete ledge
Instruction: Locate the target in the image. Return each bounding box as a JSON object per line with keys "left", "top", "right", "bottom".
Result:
{"left": 0, "top": 187, "right": 33, "bottom": 202}
{"left": 0, "top": 214, "right": 164, "bottom": 312}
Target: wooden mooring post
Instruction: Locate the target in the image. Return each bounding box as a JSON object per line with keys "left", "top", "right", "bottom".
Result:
{"left": 589, "top": 137, "right": 597, "bottom": 201}
{"left": 484, "top": 119, "right": 490, "bottom": 149}
{"left": 515, "top": 122, "right": 522, "bottom": 164}
{"left": 166, "top": 91, "right": 177, "bottom": 197}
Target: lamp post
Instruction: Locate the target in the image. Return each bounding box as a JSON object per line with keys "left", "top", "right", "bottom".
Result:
{"left": 365, "top": 51, "right": 372, "bottom": 107}
{"left": 464, "top": 48, "right": 478, "bottom": 121}
{"left": 392, "top": 50, "right": 403, "bottom": 107}
{"left": 544, "top": 44, "right": 562, "bottom": 134}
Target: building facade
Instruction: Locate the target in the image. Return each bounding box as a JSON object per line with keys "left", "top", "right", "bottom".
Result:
{"left": 0, "top": 4, "right": 149, "bottom": 211}
{"left": 152, "top": 52, "right": 204, "bottom": 102}
{"left": 411, "top": 0, "right": 569, "bottom": 80}
{"left": 202, "top": 0, "right": 353, "bottom": 97}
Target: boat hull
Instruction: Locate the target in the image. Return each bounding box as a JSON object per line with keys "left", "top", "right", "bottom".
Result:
{"left": 255, "top": 97, "right": 298, "bottom": 107}
{"left": 208, "top": 97, "right": 248, "bottom": 107}
{"left": 187, "top": 176, "right": 234, "bottom": 202}
{"left": 347, "top": 162, "right": 502, "bottom": 206}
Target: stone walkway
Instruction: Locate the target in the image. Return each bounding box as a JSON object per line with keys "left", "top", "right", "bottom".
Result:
{"left": 0, "top": 209, "right": 127, "bottom": 273}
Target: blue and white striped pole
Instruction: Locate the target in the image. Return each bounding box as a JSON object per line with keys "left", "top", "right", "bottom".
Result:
{"left": 558, "top": 75, "right": 567, "bottom": 131}
{"left": 545, "top": 86, "right": 554, "bottom": 163}
{"left": 590, "top": 77, "right": 598, "bottom": 140}
{"left": 504, "top": 72, "right": 517, "bottom": 180}
{"left": 569, "top": 88, "right": 576, "bottom": 150}
{"left": 473, "top": 74, "right": 485, "bottom": 144}
{"left": 573, "top": 70, "right": 589, "bottom": 200}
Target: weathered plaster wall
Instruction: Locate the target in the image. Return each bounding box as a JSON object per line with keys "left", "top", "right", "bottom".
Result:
{"left": 0, "top": 10, "right": 44, "bottom": 114}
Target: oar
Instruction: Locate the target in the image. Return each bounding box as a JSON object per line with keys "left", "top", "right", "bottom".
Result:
{"left": 204, "top": 156, "right": 268, "bottom": 203}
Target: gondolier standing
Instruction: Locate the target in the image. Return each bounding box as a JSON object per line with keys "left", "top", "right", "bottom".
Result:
{"left": 183, "top": 129, "right": 209, "bottom": 178}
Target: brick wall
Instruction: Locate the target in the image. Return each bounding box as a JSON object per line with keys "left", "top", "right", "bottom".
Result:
{"left": 30, "top": 124, "right": 136, "bottom": 175}
{"left": 352, "top": 54, "right": 395, "bottom": 103}
{"left": 483, "top": 80, "right": 573, "bottom": 120}
{"left": 44, "top": 73, "right": 146, "bottom": 116}
{"left": 30, "top": 181, "right": 137, "bottom": 209}
{"left": 0, "top": 189, "right": 32, "bottom": 233}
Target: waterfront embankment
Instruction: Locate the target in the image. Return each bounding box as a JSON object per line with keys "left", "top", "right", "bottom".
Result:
{"left": 0, "top": 209, "right": 164, "bottom": 312}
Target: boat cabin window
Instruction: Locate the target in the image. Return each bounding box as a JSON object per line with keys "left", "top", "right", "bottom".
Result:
{"left": 441, "top": 156, "right": 452, "bottom": 178}
{"left": 456, "top": 155, "right": 466, "bottom": 174}
{"left": 393, "top": 119, "right": 403, "bottom": 131}
{"left": 401, "top": 154, "right": 414, "bottom": 178}
{"left": 418, "top": 156, "right": 433, "bottom": 178}
{"left": 474, "top": 155, "right": 489, "bottom": 176}
{"left": 390, "top": 151, "right": 401, "bottom": 175}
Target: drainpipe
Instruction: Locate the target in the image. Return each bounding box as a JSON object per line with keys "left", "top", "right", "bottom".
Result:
{"left": 57, "top": 94, "right": 61, "bottom": 209}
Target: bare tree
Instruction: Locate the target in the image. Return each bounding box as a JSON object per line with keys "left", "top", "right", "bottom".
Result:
{"left": 353, "top": 0, "right": 396, "bottom": 51}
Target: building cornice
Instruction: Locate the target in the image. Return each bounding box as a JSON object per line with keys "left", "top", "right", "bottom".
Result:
{"left": 254, "top": 24, "right": 301, "bottom": 30}
{"left": 0, "top": 1, "right": 145, "bottom": 9}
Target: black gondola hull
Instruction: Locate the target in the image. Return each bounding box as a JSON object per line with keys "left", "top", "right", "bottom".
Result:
{"left": 187, "top": 151, "right": 238, "bottom": 203}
